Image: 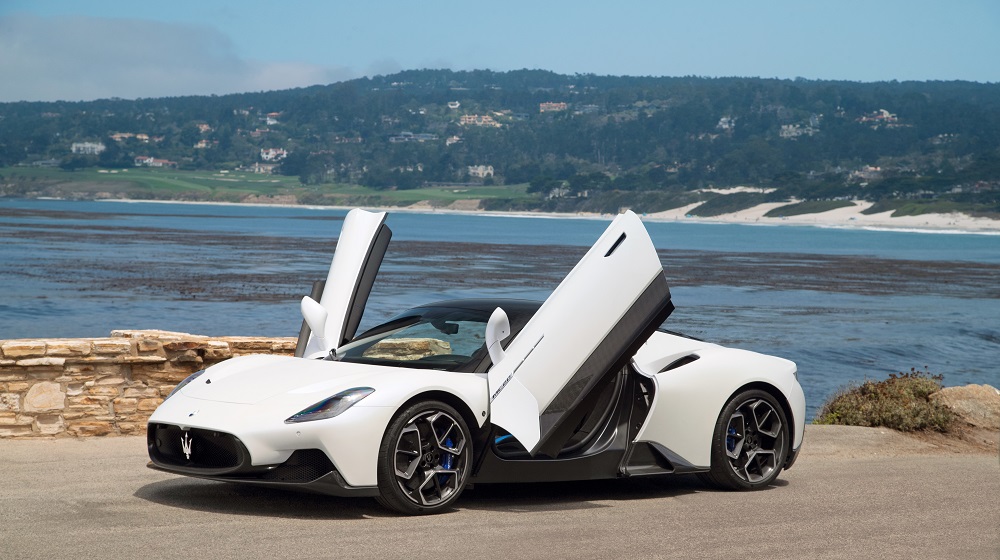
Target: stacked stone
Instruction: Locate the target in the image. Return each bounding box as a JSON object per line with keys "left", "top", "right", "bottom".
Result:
{"left": 0, "top": 331, "right": 296, "bottom": 438}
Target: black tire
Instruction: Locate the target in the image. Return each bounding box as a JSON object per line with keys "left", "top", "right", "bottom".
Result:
{"left": 376, "top": 400, "right": 472, "bottom": 514}
{"left": 699, "top": 389, "right": 789, "bottom": 490}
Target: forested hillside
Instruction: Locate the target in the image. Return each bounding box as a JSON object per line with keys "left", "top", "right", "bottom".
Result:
{"left": 2, "top": 69, "right": 998, "bottom": 214}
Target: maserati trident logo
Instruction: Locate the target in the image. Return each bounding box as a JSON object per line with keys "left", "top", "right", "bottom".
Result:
{"left": 180, "top": 432, "right": 193, "bottom": 460}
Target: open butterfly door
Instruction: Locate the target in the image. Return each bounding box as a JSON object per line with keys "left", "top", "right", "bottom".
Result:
{"left": 300, "top": 208, "right": 391, "bottom": 358}
{"left": 487, "top": 211, "right": 673, "bottom": 457}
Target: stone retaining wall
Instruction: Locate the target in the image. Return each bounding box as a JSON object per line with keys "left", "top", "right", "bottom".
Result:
{"left": 0, "top": 330, "right": 296, "bottom": 438}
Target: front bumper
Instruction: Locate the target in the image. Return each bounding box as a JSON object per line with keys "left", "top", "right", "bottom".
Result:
{"left": 147, "top": 423, "right": 378, "bottom": 497}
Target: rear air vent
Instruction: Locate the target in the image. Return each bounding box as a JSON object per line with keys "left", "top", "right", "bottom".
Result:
{"left": 659, "top": 354, "right": 700, "bottom": 373}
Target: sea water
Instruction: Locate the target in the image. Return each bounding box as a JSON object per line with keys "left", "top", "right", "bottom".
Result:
{"left": 1, "top": 198, "right": 997, "bottom": 417}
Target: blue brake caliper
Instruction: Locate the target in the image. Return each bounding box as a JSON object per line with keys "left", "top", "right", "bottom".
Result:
{"left": 726, "top": 427, "right": 737, "bottom": 453}
{"left": 438, "top": 437, "right": 454, "bottom": 486}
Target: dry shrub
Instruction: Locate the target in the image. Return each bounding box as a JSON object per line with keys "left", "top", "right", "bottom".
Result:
{"left": 815, "top": 368, "right": 956, "bottom": 432}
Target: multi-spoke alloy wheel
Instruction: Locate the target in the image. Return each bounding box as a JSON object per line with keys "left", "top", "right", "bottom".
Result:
{"left": 377, "top": 401, "right": 471, "bottom": 514}
{"left": 700, "top": 389, "right": 789, "bottom": 490}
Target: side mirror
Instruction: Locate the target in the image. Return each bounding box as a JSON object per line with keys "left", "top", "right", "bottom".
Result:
{"left": 300, "top": 296, "right": 332, "bottom": 353}
{"left": 485, "top": 307, "right": 511, "bottom": 365}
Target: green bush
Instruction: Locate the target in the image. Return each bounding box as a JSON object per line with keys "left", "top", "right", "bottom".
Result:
{"left": 814, "top": 368, "right": 956, "bottom": 432}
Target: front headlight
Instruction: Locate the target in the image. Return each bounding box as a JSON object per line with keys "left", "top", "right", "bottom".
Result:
{"left": 285, "top": 387, "right": 375, "bottom": 423}
{"left": 165, "top": 369, "right": 205, "bottom": 401}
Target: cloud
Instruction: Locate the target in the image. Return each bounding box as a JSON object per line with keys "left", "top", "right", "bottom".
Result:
{"left": 0, "top": 14, "right": 357, "bottom": 102}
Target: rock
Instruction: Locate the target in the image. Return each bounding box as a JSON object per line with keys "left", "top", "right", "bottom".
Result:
{"left": 137, "top": 339, "right": 164, "bottom": 354}
{"left": 44, "top": 340, "right": 92, "bottom": 357}
{"left": 87, "top": 386, "right": 121, "bottom": 397}
{"left": 0, "top": 425, "right": 33, "bottom": 437}
{"left": 35, "top": 414, "right": 64, "bottom": 435}
{"left": 24, "top": 382, "right": 65, "bottom": 411}
{"left": 162, "top": 341, "right": 204, "bottom": 352}
{"left": 137, "top": 398, "right": 161, "bottom": 411}
{"left": 112, "top": 398, "right": 138, "bottom": 414}
{"left": 111, "top": 329, "right": 205, "bottom": 339}
{"left": 68, "top": 422, "right": 113, "bottom": 436}
{"left": 930, "top": 384, "right": 1000, "bottom": 429}
{"left": 92, "top": 340, "right": 132, "bottom": 354}
{"left": 0, "top": 393, "right": 20, "bottom": 412}
{"left": 362, "top": 337, "right": 452, "bottom": 360}
{"left": 123, "top": 386, "right": 160, "bottom": 398}
{"left": 1, "top": 341, "right": 46, "bottom": 358}
{"left": 16, "top": 357, "right": 66, "bottom": 367}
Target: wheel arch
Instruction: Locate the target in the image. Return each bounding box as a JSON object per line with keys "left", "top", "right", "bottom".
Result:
{"left": 394, "top": 390, "right": 484, "bottom": 440}
{"left": 727, "top": 382, "right": 794, "bottom": 436}
{"left": 722, "top": 381, "right": 796, "bottom": 465}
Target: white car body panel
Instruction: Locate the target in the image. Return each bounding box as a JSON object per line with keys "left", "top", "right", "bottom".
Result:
{"left": 488, "top": 210, "right": 666, "bottom": 455}
{"left": 632, "top": 330, "right": 805, "bottom": 467}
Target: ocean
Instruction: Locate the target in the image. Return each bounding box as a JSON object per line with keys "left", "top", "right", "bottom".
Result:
{"left": 1, "top": 198, "right": 997, "bottom": 418}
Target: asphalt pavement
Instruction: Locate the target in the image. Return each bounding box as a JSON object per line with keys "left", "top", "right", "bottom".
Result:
{"left": 1, "top": 426, "right": 997, "bottom": 559}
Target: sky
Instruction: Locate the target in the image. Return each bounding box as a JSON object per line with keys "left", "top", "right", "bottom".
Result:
{"left": 1, "top": 0, "right": 998, "bottom": 102}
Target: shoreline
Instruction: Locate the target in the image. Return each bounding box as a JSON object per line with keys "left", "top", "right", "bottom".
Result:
{"left": 77, "top": 197, "right": 1000, "bottom": 235}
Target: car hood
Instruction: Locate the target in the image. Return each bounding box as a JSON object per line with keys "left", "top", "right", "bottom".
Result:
{"left": 179, "top": 354, "right": 378, "bottom": 405}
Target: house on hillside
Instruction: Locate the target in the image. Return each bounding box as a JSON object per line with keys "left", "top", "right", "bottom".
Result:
{"left": 250, "top": 162, "right": 280, "bottom": 174}
{"left": 460, "top": 114, "right": 501, "bottom": 127}
{"left": 389, "top": 132, "right": 439, "bottom": 143}
{"left": 134, "top": 156, "right": 177, "bottom": 168}
{"left": 71, "top": 142, "right": 105, "bottom": 155}
{"left": 467, "top": 165, "right": 494, "bottom": 178}
{"left": 260, "top": 148, "right": 288, "bottom": 161}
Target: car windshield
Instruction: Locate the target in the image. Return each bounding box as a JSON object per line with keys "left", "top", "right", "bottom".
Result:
{"left": 332, "top": 306, "right": 493, "bottom": 372}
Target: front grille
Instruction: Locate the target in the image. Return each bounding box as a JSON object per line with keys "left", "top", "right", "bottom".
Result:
{"left": 148, "top": 424, "right": 244, "bottom": 470}
{"left": 258, "top": 449, "right": 335, "bottom": 483}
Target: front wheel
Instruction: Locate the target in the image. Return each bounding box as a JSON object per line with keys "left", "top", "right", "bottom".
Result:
{"left": 699, "top": 389, "right": 789, "bottom": 490}
{"left": 376, "top": 400, "right": 472, "bottom": 514}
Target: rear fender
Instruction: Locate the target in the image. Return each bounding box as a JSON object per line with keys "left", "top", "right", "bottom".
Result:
{"left": 633, "top": 347, "right": 802, "bottom": 468}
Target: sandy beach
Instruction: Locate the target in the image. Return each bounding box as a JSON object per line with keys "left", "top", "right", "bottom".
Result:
{"left": 644, "top": 199, "right": 1000, "bottom": 234}
{"left": 101, "top": 197, "right": 1000, "bottom": 234}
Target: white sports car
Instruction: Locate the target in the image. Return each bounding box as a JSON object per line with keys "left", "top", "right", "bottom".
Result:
{"left": 148, "top": 209, "right": 805, "bottom": 514}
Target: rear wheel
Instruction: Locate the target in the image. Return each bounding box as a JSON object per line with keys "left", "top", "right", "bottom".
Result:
{"left": 376, "top": 400, "right": 471, "bottom": 514}
{"left": 700, "top": 389, "right": 789, "bottom": 490}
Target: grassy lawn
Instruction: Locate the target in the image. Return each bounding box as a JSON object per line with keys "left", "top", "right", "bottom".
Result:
{"left": 0, "top": 167, "right": 534, "bottom": 206}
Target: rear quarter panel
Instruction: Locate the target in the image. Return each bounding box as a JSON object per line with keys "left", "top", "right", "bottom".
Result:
{"left": 632, "top": 332, "right": 805, "bottom": 468}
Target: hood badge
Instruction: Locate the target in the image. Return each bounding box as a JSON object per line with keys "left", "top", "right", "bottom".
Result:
{"left": 180, "top": 432, "right": 193, "bottom": 460}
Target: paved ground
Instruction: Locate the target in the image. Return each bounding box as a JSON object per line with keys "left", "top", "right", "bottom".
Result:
{"left": 1, "top": 426, "right": 997, "bottom": 560}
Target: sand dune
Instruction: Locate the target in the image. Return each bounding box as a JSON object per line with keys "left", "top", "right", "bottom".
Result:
{"left": 644, "top": 200, "right": 999, "bottom": 233}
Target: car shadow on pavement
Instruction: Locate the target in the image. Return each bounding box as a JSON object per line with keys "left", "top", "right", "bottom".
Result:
{"left": 135, "top": 473, "right": 712, "bottom": 518}
{"left": 134, "top": 477, "right": 387, "bottom": 519}
{"left": 457, "top": 474, "right": 706, "bottom": 513}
